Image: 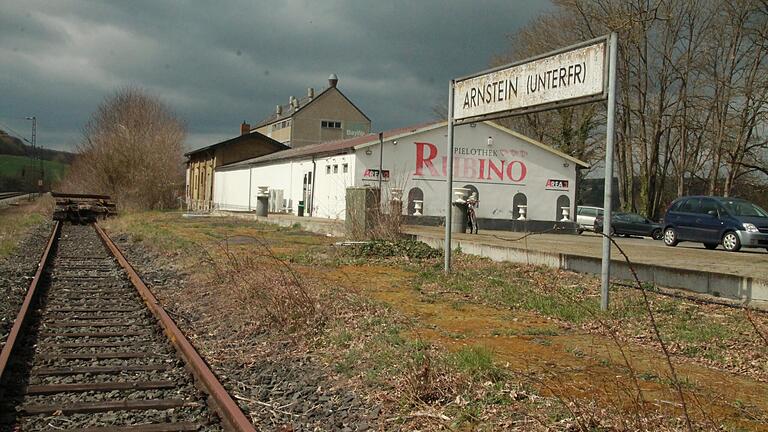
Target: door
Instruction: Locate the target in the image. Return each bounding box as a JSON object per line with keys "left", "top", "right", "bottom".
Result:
{"left": 674, "top": 198, "right": 700, "bottom": 240}
{"left": 302, "top": 171, "right": 313, "bottom": 216}
{"left": 625, "top": 213, "right": 648, "bottom": 235}
{"left": 692, "top": 198, "right": 725, "bottom": 243}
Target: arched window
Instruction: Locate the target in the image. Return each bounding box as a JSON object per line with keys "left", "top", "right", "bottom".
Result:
{"left": 407, "top": 187, "right": 424, "bottom": 215}
{"left": 512, "top": 193, "right": 527, "bottom": 219}
{"left": 556, "top": 195, "right": 571, "bottom": 221}
{"left": 462, "top": 184, "right": 479, "bottom": 207}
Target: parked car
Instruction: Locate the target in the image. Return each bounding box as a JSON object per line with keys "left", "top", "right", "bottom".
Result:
{"left": 662, "top": 196, "right": 768, "bottom": 252}
{"left": 576, "top": 206, "right": 604, "bottom": 233}
{"left": 594, "top": 212, "right": 663, "bottom": 239}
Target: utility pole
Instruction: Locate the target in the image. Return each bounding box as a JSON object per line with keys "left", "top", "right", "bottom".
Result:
{"left": 25, "top": 116, "right": 40, "bottom": 195}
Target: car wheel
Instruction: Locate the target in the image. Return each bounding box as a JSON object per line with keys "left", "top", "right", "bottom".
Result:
{"left": 663, "top": 227, "right": 678, "bottom": 246}
{"left": 577, "top": 228, "right": 584, "bottom": 235}
{"left": 722, "top": 231, "right": 741, "bottom": 252}
{"left": 651, "top": 229, "right": 662, "bottom": 240}
{"left": 703, "top": 243, "right": 718, "bottom": 250}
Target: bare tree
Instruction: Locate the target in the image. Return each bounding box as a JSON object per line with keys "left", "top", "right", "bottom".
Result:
{"left": 500, "top": 0, "right": 768, "bottom": 217}
{"left": 62, "top": 87, "right": 185, "bottom": 210}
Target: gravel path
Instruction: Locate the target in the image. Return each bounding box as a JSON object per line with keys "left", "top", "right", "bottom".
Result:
{"left": 114, "top": 236, "right": 381, "bottom": 431}
{"left": 0, "top": 221, "right": 53, "bottom": 352}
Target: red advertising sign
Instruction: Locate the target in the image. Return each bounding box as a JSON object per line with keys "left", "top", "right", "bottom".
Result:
{"left": 362, "top": 169, "right": 390, "bottom": 182}
{"left": 413, "top": 142, "right": 527, "bottom": 183}
{"left": 545, "top": 179, "right": 569, "bottom": 190}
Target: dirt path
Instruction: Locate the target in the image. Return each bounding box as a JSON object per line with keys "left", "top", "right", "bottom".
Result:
{"left": 321, "top": 264, "right": 768, "bottom": 430}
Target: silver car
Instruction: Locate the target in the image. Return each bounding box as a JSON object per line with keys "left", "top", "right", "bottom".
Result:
{"left": 576, "top": 206, "right": 604, "bottom": 233}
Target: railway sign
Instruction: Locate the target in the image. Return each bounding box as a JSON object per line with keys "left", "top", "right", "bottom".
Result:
{"left": 452, "top": 37, "right": 609, "bottom": 123}
{"left": 444, "top": 34, "right": 618, "bottom": 312}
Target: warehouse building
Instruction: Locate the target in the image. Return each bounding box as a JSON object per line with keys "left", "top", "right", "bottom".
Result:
{"left": 185, "top": 126, "right": 286, "bottom": 211}
{"left": 186, "top": 74, "right": 370, "bottom": 211}
{"left": 212, "top": 121, "right": 588, "bottom": 228}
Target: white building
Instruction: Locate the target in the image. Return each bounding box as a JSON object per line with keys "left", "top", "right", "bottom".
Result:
{"left": 212, "top": 121, "right": 588, "bottom": 228}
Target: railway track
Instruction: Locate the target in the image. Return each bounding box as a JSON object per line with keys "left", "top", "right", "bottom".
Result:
{"left": 0, "top": 223, "right": 255, "bottom": 431}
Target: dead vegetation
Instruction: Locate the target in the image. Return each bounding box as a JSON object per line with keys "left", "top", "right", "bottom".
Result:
{"left": 61, "top": 87, "right": 185, "bottom": 210}
{"left": 103, "top": 212, "right": 768, "bottom": 431}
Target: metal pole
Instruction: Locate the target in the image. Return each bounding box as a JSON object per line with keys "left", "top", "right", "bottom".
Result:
{"left": 601, "top": 32, "right": 618, "bottom": 311}
{"left": 444, "top": 81, "right": 455, "bottom": 273}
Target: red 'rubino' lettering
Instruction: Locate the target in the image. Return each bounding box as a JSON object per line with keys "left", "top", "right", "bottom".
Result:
{"left": 506, "top": 160, "right": 527, "bottom": 182}
{"left": 463, "top": 157, "right": 478, "bottom": 179}
{"left": 487, "top": 160, "right": 505, "bottom": 181}
{"left": 414, "top": 142, "right": 439, "bottom": 176}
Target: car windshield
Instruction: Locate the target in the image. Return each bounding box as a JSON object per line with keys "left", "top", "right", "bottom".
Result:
{"left": 719, "top": 200, "right": 768, "bottom": 217}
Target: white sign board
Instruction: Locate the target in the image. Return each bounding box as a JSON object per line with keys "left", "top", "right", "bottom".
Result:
{"left": 453, "top": 40, "right": 607, "bottom": 120}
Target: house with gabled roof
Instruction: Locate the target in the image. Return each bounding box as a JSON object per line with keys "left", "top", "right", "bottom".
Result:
{"left": 253, "top": 74, "right": 371, "bottom": 148}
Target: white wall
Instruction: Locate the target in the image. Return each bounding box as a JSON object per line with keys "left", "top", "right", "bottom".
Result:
{"left": 214, "top": 122, "right": 580, "bottom": 223}
{"left": 213, "top": 168, "right": 251, "bottom": 211}
{"left": 353, "top": 122, "right": 578, "bottom": 222}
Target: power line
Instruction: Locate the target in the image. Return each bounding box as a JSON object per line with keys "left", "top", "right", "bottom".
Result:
{"left": 0, "top": 119, "right": 33, "bottom": 144}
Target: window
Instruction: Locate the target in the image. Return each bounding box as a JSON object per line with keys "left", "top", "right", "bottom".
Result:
{"left": 326, "top": 166, "right": 331, "bottom": 174}
{"left": 272, "top": 119, "right": 290, "bottom": 131}
{"left": 556, "top": 195, "right": 571, "bottom": 221}
{"left": 407, "top": 187, "right": 424, "bottom": 215}
{"left": 679, "top": 198, "right": 699, "bottom": 213}
{"left": 321, "top": 120, "right": 341, "bottom": 129}
{"left": 342, "top": 163, "right": 348, "bottom": 173}
{"left": 333, "top": 164, "right": 338, "bottom": 173}
{"left": 462, "top": 185, "right": 479, "bottom": 208}
{"left": 512, "top": 193, "right": 527, "bottom": 219}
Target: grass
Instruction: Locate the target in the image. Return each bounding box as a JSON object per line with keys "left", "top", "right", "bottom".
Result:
{"left": 0, "top": 195, "right": 51, "bottom": 257}
{"left": 0, "top": 154, "right": 69, "bottom": 182}
{"left": 102, "top": 211, "right": 768, "bottom": 431}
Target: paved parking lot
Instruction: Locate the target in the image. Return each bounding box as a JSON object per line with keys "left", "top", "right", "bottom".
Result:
{"left": 404, "top": 226, "right": 768, "bottom": 278}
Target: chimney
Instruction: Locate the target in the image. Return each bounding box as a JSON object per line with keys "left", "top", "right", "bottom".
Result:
{"left": 275, "top": 105, "right": 282, "bottom": 115}
{"left": 240, "top": 121, "right": 250, "bottom": 135}
{"left": 307, "top": 87, "right": 314, "bottom": 99}
{"left": 328, "top": 73, "right": 338, "bottom": 88}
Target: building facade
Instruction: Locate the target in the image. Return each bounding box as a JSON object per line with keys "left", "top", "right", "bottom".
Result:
{"left": 185, "top": 125, "right": 287, "bottom": 211}
{"left": 212, "top": 122, "right": 589, "bottom": 226}
{"left": 253, "top": 74, "right": 371, "bottom": 148}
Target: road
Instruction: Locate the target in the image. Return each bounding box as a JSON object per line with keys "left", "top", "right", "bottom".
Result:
{"left": 404, "top": 226, "right": 768, "bottom": 279}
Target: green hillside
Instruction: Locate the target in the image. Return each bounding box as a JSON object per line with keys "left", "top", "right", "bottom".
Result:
{"left": 0, "top": 128, "right": 75, "bottom": 191}
{"left": 0, "top": 154, "right": 68, "bottom": 178}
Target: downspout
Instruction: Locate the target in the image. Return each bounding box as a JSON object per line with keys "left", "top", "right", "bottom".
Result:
{"left": 310, "top": 156, "right": 317, "bottom": 217}
{"left": 247, "top": 165, "right": 252, "bottom": 211}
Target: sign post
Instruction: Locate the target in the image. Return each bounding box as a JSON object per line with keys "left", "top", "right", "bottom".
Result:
{"left": 444, "top": 80, "right": 456, "bottom": 272}
{"left": 444, "top": 34, "right": 616, "bottom": 310}
{"left": 600, "top": 32, "right": 618, "bottom": 310}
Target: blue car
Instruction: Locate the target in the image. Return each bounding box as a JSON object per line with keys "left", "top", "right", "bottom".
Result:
{"left": 663, "top": 196, "right": 768, "bottom": 252}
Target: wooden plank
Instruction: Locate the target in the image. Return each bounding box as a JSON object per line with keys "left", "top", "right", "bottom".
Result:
{"left": 45, "top": 321, "right": 148, "bottom": 328}
{"left": 25, "top": 380, "right": 176, "bottom": 395}
{"left": 47, "top": 307, "right": 141, "bottom": 313}
{"left": 37, "top": 351, "right": 153, "bottom": 360}
{"left": 67, "top": 423, "right": 202, "bottom": 432}
{"left": 42, "top": 341, "right": 141, "bottom": 349}
{"left": 43, "top": 315, "right": 138, "bottom": 321}
{"left": 39, "top": 331, "right": 150, "bottom": 338}
{"left": 32, "top": 364, "right": 171, "bottom": 376}
{"left": 20, "top": 399, "right": 200, "bottom": 415}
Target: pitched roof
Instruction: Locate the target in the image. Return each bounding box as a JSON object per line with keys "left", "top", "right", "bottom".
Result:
{"left": 484, "top": 122, "right": 590, "bottom": 168}
{"left": 217, "top": 120, "right": 589, "bottom": 169}
{"left": 220, "top": 120, "right": 443, "bottom": 169}
{"left": 252, "top": 86, "right": 371, "bottom": 129}
{"left": 184, "top": 129, "right": 288, "bottom": 158}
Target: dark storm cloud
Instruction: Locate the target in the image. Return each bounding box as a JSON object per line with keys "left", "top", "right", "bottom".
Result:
{"left": 0, "top": 0, "right": 550, "bottom": 151}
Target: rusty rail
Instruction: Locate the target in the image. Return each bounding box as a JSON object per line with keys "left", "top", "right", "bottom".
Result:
{"left": 93, "top": 223, "right": 256, "bottom": 432}
{"left": 0, "top": 221, "right": 60, "bottom": 382}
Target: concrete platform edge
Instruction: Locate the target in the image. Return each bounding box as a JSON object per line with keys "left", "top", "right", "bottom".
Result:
{"left": 410, "top": 232, "right": 768, "bottom": 304}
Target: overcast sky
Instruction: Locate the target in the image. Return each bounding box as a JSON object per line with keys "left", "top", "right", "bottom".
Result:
{"left": 0, "top": 0, "right": 550, "bottom": 152}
